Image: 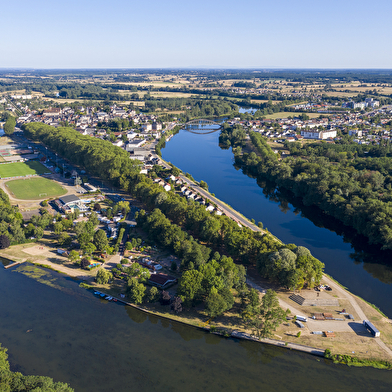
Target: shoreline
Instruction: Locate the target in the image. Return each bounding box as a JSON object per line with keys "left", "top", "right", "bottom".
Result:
{"left": 1, "top": 149, "right": 391, "bottom": 369}
{"left": 3, "top": 258, "right": 391, "bottom": 369}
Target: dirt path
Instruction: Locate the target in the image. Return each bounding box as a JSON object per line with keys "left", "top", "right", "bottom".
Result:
{"left": 246, "top": 277, "right": 307, "bottom": 318}
{"left": 10, "top": 258, "right": 95, "bottom": 281}
{"left": 322, "top": 275, "right": 367, "bottom": 321}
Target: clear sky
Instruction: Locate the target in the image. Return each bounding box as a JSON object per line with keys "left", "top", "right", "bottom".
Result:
{"left": 2, "top": 0, "right": 392, "bottom": 69}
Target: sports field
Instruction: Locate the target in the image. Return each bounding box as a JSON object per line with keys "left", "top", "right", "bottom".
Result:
{"left": 0, "top": 161, "right": 49, "bottom": 178}
{"left": 5, "top": 177, "right": 66, "bottom": 200}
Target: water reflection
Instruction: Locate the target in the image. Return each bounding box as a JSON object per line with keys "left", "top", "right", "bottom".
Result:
{"left": 163, "top": 128, "right": 392, "bottom": 316}
{"left": 2, "top": 265, "right": 392, "bottom": 391}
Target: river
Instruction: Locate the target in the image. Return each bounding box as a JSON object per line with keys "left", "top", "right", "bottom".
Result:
{"left": 1, "top": 263, "right": 392, "bottom": 391}
{"left": 2, "top": 123, "right": 392, "bottom": 390}
{"left": 162, "top": 127, "right": 392, "bottom": 318}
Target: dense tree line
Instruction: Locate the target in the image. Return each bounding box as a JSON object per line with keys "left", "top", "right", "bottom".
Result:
{"left": 0, "top": 343, "right": 73, "bottom": 391}
{"left": 0, "top": 189, "right": 29, "bottom": 245}
{"left": 21, "top": 122, "right": 323, "bottom": 294}
{"left": 22, "top": 123, "right": 141, "bottom": 189}
{"left": 130, "top": 174, "right": 323, "bottom": 290}
{"left": 231, "top": 128, "right": 392, "bottom": 250}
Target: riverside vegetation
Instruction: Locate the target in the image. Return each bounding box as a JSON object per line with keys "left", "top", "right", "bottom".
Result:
{"left": 16, "top": 122, "right": 392, "bottom": 369}
{"left": 0, "top": 343, "right": 74, "bottom": 392}
{"left": 220, "top": 124, "right": 392, "bottom": 250}
{"left": 22, "top": 122, "right": 324, "bottom": 335}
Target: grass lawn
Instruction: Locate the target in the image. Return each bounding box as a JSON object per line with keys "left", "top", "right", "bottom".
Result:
{"left": 0, "top": 161, "right": 49, "bottom": 178}
{"left": 5, "top": 177, "right": 66, "bottom": 199}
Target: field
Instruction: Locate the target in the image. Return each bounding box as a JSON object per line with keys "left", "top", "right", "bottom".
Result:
{"left": 5, "top": 177, "right": 66, "bottom": 200}
{"left": 0, "top": 161, "right": 49, "bottom": 178}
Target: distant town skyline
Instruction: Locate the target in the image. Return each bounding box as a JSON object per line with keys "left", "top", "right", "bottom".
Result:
{"left": 2, "top": 0, "right": 392, "bottom": 69}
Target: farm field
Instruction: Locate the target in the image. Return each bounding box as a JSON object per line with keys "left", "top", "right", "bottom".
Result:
{"left": 0, "top": 161, "right": 49, "bottom": 178}
{"left": 5, "top": 177, "right": 66, "bottom": 200}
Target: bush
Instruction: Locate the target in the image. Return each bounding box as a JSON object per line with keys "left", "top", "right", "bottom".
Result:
{"left": 96, "top": 268, "right": 112, "bottom": 284}
{"left": 171, "top": 296, "right": 183, "bottom": 313}
{"left": 160, "top": 290, "right": 171, "bottom": 305}
{"left": 80, "top": 258, "right": 90, "bottom": 269}
{"left": 0, "top": 234, "right": 10, "bottom": 249}
{"left": 41, "top": 200, "right": 48, "bottom": 207}
{"left": 148, "top": 286, "right": 159, "bottom": 302}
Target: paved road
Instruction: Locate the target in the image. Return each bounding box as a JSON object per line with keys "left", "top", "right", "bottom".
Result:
{"left": 178, "top": 173, "right": 263, "bottom": 233}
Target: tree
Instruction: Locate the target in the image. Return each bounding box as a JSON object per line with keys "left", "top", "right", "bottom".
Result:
{"left": 160, "top": 290, "right": 171, "bottom": 305}
{"left": 88, "top": 212, "right": 99, "bottom": 227}
{"left": 127, "top": 277, "right": 146, "bottom": 304}
{"left": 0, "top": 234, "right": 10, "bottom": 249}
{"left": 0, "top": 343, "right": 74, "bottom": 392}
{"left": 205, "top": 287, "right": 228, "bottom": 318}
{"left": 80, "top": 258, "right": 90, "bottom": 269}
{"left": 199, "top": 180, "right": 208, "bottom": 190}
{"left": 93, "top": 229, "right": 108, "bottom": 252}
{"left": 3, "top": 116, "right": 16, "bottom": 135}
{"left": 171, "top": 296, "right": 183, "bottom": 313}
{"left": 82, "top": 242, "right": 96, "bottom": 255}
{"left": 148, "top": 286, "right": 159, "bottom": 302}
{"left": 58, "top": 232, "right": 72, "bottom": 247}
{"left": 250, "top": 289, "right": 288, "bottom": 338}
{"left": 34, "top": 226, "right": 44, "bottom": 240}
{"left": 68, "top": 250, "right": 80, "bottom": 263}
{"left": 93, "top": 203, "right": 101, "bottom": 212}
{"left": 177, "top": 269, "right": 203, "bottom": 306}
{"left": 125, "top": 241, "right": 133, "bottom": 250}
{"left": 96, "top": 268, "right": 112, "bottom": 284}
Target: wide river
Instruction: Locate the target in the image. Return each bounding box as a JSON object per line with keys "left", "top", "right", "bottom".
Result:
{"left": 1, "top": 264, "right": 392, "bottom": 391}
{"left": 162, "top": 127, "right": 392, "bottom": 317}
{"left": 2, "top": 123, "right": 392, "bottom": 390}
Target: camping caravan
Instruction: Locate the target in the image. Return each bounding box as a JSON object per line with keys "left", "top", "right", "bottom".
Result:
{"left": 363, "top": 320, "right": 380, "bottom": 337}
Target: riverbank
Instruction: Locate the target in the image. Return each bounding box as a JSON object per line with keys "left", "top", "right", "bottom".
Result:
{"left": 3, "top": 240, "right": 392, "bottom": 369}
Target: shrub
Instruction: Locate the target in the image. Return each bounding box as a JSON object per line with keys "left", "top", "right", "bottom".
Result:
{"left": 160, "top": 290, "right": 171, "bottom": 305}
{"left": 0, "top": 235, "right": 10, "bottom": 249}
{"left": 80, "top": 258, "right": 90, "bottom": 269}
{"left": 148, "top": 286, "right": 159, "bottom": 302}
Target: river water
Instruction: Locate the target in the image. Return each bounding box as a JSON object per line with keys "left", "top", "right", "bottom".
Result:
{"left": 2, "top": 123, "right": 392, "bottom": 390}
{"left": 1, "top": 263, "right": 392, "bottom": 391}
{"left": 162, "top": 128, "right": 392, "bottom": 318}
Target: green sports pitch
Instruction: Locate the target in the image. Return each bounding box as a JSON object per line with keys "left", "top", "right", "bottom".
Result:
{"left": 5, "top": 177, "right": 66, "bottom": 200}
{"left": 0, "top": 161, "right": 49, "bottom": 178}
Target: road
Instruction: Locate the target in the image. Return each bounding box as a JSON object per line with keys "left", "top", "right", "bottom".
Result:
{"left": 178, "top": 173, "right": 263, "bottom": 232}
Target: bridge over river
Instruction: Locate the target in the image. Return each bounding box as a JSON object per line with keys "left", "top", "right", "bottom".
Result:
{"left": 182, "top": 118, "right": 222, "bottom": 134}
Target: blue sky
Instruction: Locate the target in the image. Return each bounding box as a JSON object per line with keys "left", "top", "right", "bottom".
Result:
{"left": 2, "top": 0, "right": 392, "bottom": 68}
